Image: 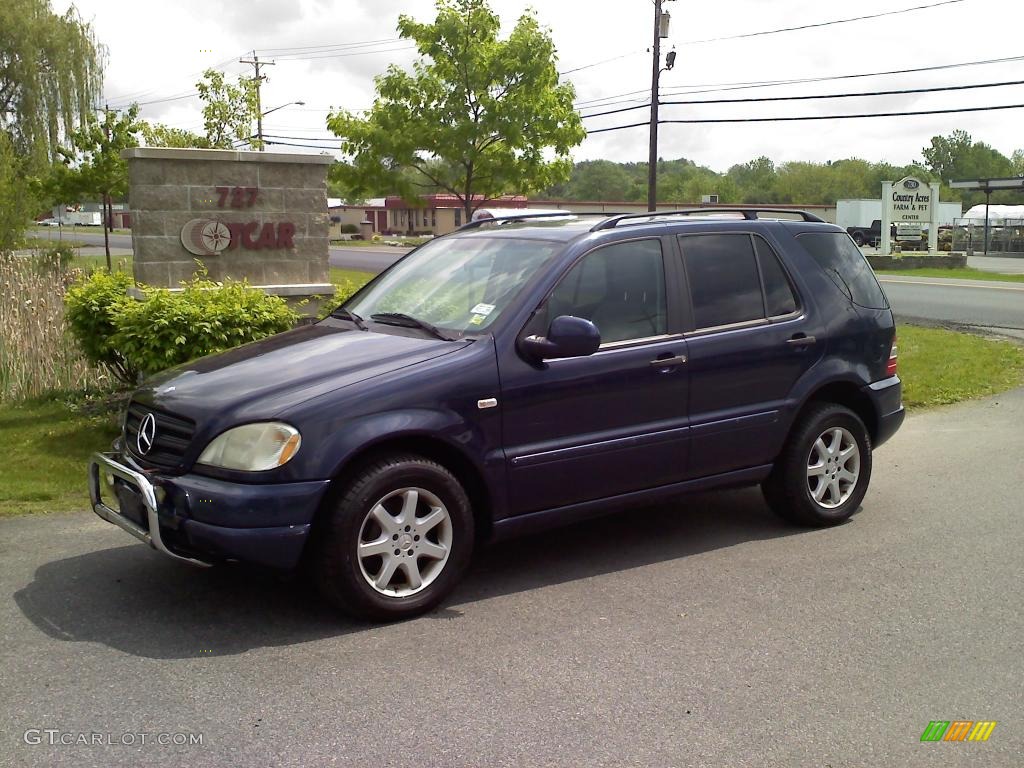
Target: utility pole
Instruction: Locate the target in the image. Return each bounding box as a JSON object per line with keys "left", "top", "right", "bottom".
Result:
{"left": 102, "top": 103, "right": 112, "bottom": 270}
{"left": 239, "top": 51, "right": 275, "bottom": 151}
{"left": 648, "top": 1, "right": 672, "bottom": 211}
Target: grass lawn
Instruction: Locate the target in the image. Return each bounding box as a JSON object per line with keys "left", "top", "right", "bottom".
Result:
{"left": 69, "top": 252, "right": 134, "bottom": 272}
{"left": 330, "top": 267, "right": 374, "bottom": 302}
{"left": 0, "top": 398, "right": 120, "bottom": 518}
{"left": 23, "top": 236, "right": 90, "bottom": 249}
{"left": 876, "top": 267, "right": 1024, "bottom": 283}
{"left": 897, "top": 324, "right": 1024, "bottom": 407}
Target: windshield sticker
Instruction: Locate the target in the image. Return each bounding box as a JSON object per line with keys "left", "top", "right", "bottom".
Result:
{"left": 470, "top": 303, "right": 496, "bottom": 316}
{"left": 469, "top": 314, "right": 486, "bottom": 326}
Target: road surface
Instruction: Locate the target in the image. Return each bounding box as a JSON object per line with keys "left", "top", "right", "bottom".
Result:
{"left": 880, "top": 275, "right": 1024, "bottom": 333}
{"left": 2, "top": 388, "right": 1022, "bottom": 766}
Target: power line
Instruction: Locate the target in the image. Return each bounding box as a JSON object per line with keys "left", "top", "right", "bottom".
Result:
{"left": 270, "top": 45, "right": 417, "bottom": 62}
{"left": 559, "top": 51, "right": 645, "bottom": 76}
{"left": 585, "top": 102, "right": 1024, "bottom": 133}
{"left": 680, "top": 0, "right": 966, "bottom": 44}
{"left": 562, "top": 1, "right": 966, "bottom": 82}
{"left": 573, "top": 52, "right": 1024, "bottom": 108}
{"left": 580, "top": 78, "right": 1024, "bottom": 119}
{"left": 257, "top": 37, "right": 402, "bottom": 55}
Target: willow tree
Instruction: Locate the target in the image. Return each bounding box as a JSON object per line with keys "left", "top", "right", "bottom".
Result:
{"left": 328, "top": 0, "right": 585, "bottom": 219}
{"left": 0, "top": 0, "right": 104, "bottom": 164}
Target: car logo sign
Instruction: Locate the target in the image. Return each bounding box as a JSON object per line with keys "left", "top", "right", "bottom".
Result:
{"left": 136, "top": 413, "right": 157, "bottom": 456}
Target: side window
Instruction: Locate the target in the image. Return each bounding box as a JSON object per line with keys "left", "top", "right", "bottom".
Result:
{"left": 680, "top": 234, "right": 764, "bottom": 330}
{"left": 753, "top": 236, "right": 798, "bottom": 317}
{"left": 796, "top": 232, "right": 889, "bottom": 309}
{"left": 545, "top": 239, "right": 667, "bottom": 344}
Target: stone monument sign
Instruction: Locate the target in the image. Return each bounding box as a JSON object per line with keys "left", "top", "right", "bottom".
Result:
{"left": 121, "top": 147, "right": 334, "bottom": 299}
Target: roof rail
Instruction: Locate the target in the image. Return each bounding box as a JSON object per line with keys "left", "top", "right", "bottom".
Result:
{"left": 589, "top": 207, "right": 825, "bottom": 231}
{"left": 457, "top": 211, "right": 619, "bottom": 231}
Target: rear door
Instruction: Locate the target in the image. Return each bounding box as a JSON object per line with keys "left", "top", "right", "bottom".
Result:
{"left": 678, "top": 230, "right": 825, "bottom": 478}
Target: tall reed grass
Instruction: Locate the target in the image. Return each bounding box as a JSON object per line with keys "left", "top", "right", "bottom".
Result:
{"left": 0, "top": 253, "right": 98, "bottom": 401}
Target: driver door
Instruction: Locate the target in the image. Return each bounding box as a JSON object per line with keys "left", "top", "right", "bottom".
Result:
{"left": 497, "top": 236, "right": 691, "bottom": 516}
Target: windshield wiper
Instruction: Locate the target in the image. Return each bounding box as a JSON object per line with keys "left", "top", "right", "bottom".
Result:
{"left": 330, "top": 307, "right": 368, "bottom": 331}
{"left": 370, "top": 312, "right": 451, "bottom": 341}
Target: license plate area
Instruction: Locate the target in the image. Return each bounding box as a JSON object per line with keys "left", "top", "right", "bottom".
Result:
{"left": 94, "top": 467, "right": 151, "bottom": 532}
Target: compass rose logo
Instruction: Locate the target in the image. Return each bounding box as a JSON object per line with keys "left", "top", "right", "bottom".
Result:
{"left": 181, "top": 219, "right": 232, "bottom": 256}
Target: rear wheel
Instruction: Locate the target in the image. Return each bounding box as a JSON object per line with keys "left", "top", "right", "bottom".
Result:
{"left": 763, "top": 403, "right": 872, "bottom": 527}
{"left": 313, "top": 454, "right": 474, "bottom": 620}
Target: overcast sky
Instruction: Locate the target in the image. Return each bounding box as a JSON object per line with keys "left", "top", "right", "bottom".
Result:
{"left": 56, "top": 0, "right": 1024, "bottom": 172}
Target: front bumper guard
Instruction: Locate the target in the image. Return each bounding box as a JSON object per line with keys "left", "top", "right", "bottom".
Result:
{"left": 88, "top": 452, "right": 211, "bottom": 567}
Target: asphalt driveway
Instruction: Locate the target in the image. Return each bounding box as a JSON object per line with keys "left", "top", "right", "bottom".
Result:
{"left": 2, "top": 389, "right": 1022, "bottom": 767}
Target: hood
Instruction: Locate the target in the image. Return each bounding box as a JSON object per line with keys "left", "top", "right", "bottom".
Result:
{"left": 134, "top": 322, "right": 465, "bottom": 421}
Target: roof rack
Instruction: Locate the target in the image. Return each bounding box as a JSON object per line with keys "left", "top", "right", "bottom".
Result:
{"left": 457, "top": 211, "right": 619, "bottom": 231}
{"left": 590, "top": 207, "right": 825, "bottom": 231}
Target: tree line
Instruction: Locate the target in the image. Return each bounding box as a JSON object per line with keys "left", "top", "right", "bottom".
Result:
{"left": 541, "top": 136, "right": 1024, "bottom": 209}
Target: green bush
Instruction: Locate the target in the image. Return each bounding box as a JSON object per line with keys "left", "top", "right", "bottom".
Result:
{"left": 111, "top": 274, "right": 298, "bottom": 376}
{"left": 64, "top": 269, "right": 137, "bottom": 384}
{"left": 341, "top": 223, "right": 360, "bottom": 234}
{"left": 65, "top": 269, "right": 299, "bottom": 384}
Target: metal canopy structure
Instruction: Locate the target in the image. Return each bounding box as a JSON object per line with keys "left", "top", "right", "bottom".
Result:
{"left": 949, "top": 176, "right": 1024, "bottom": 255}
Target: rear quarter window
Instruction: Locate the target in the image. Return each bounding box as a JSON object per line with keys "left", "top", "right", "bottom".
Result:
{"left": 796, "top": 232, "right": 889, "bottom": 310}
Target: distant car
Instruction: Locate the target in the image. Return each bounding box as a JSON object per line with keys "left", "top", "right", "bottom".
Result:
{"left": 37, "top": 218, "right": 60, "bottom": 227}
{"left": 89, "top": 207, "right": 903, "bottom": 621}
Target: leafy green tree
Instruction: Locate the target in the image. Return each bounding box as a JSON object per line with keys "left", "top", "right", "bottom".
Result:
{"left": 195, "top": 69, "right": 261, "bottom": 149}
{"left": 1011, "top": 149, "right": 1024, "bottom": 176}
{"left": 727, "top": 156, "right": 778, "bottom": 203}
{"left": 0, "top": 0, "right": 104, "bottom": 248}
{"left": 140, "top": 122, "right": 211, "bottom": 149}
{"left": 53, "top": 106, "right": 143, "bottom": 268}
{"left": 0, "top": 132, "right": 40, "bottom": 252}
{"left": 922, "top": 130, "right": 1015, "bottom": 206}
{"left": 0, "top": 0, "right": 104, "bottom": 165}
{"left": 328, "top": 0, "right": 585, "bottom": 219}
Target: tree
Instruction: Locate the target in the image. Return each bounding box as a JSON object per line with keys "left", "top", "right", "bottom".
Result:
{"left": 328, "top": 0, "right": 585, "bottom": 219}
{"left": 0, "top": 0, "right": 104, "bottom": 165}
{"left": 54, "top": 105, "right": 143, "bottom": 268}
{"left": 1011, "top": 149, "right": 1024, "bottom": 177}
{"left": 0, "top": 132, "right": 40, "bottom": 252}
{"left": 195, "top": 69, "right": 260, "bottom": 150}
{"left": 140, "top": 122, "right": 210, "bottom": 149}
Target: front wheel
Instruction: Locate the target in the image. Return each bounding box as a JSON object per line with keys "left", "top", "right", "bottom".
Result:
{"left": 851, "top": 232, "right": 865, "bottom": 247}
{"left": 763, "top": 403, "right": 873, "bottom": 527}
{"left": 312, "top": 454, "right": 474, "bottom": 621}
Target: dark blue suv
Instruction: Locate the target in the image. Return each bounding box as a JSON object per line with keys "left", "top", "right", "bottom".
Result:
{"left": 89, "top": 209, "right": 904, "bottom": 620}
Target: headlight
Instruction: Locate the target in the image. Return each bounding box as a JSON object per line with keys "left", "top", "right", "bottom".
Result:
{"left": 197, "top": 423, "right": 301, "bottom": 471}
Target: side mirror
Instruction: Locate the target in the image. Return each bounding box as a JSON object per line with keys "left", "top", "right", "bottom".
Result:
{"left": 520, "top": 315, "right": 601, "bottom": 360}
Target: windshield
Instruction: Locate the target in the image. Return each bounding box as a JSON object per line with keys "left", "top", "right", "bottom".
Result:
{"left": 344, "top": 236, "right": 561, "bottom": 334}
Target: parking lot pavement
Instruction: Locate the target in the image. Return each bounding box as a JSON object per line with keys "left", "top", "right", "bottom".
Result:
{"left": 2, "top": 389, "right": 1022, "bottom": 767}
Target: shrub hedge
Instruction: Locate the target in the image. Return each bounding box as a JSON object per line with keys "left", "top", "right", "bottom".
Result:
{"left": 65, "top": 268, "right": 298, "bottom": 385}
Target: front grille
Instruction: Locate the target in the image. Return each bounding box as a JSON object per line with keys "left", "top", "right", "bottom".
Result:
{"left": 124, "top": 401, "right": 196, "bottom": 469}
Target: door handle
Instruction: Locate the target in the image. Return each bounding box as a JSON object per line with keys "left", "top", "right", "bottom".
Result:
{"left": 650, "top": 354, "right": 687, "bottom": 367}
{"left": 786, "top": 335, "right": 816, "bottom": 347}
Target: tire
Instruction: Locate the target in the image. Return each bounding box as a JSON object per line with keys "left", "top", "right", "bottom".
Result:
{"left": 312, "top": 454, "right": 475, "bottom": 621}
{"left": 763, "top": 403, "right": 872, "bottom": 527}
{"left": 851, "top": 232, "right": 865, "bottom": 247}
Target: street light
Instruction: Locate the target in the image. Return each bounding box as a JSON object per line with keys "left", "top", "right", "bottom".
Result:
{"left": 257, "top": 100, "right": 305, "bottom": 150}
